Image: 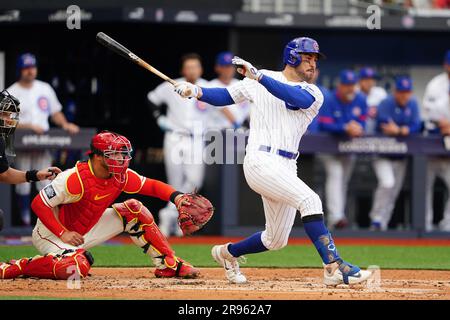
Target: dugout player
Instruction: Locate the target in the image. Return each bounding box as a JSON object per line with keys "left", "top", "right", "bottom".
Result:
{"left": 369, "top": 76, "right": 421, "bottom": 231}
{"left": 358, "top": 67, "right": 387, "bottom": 134}
{"left": 318, "top": 70, "right": 368, "bottom": 229}
{"left": 173, "top": 37, "right": 372, "bottom": 285}
{"left": 148, "top": 53, "right": 210, "bottom": 237}
{"left": 422, "top": 50, "right": 450, "bottom": 232}
{"left": 7, "top": 53, "right": 79, "bottom": 226}
{"left": 0, "top": 90, "right": 61, "bottom": 231}
{"left": 0, "top": 131, "right": 202, "bottom": 279}
{"left": 207, "top": 51, "right": 250, "bottom": 130}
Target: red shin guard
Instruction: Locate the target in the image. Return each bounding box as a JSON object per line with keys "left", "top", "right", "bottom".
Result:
{"left": 0, "top": 249, "right": 93, "bottom": 280}
{"left": 113, "top": 199, "right": 179, "bottom": 269}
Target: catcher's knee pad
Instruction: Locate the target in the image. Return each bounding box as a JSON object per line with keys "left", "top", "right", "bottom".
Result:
{"left": 113, "top": 199, "right": 178, "bottom": 270}
{"left": 298, "top": 192, "right": 323, "bottom": 218}
{"left": 1, "top": 249, "right": 94, "bottom": 280}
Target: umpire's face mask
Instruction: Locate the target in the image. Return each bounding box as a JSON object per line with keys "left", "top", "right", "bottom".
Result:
{"left": 0, "top": 90, "right": 20, "bottom": 157}
{"left": 0, "top": 90, "right": 20, "bottom": 139}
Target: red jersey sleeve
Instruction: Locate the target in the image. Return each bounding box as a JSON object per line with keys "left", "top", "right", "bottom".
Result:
{"left": 123, "top": 169, "right": 177, "bottom": 202}
{"left": 31, "top": 168, "right": 82, "bottom": 238}
{"left": 31, "top": 195, "right": 67, "bottom": 237}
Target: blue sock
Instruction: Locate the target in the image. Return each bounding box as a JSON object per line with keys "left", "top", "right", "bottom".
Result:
{"left": 228, "top": 232, "right": 268, "bottom": 257}
{"left": 302, "top": 215, "right": 341, "bottom": 264}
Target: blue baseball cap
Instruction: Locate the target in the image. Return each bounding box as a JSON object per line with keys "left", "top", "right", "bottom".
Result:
{"left": 216, "top": 51, "right": 234, "bottom": 66}
{"left": 395, "top": 76, "right": 413, "bottom": 92}
{"left": 445, "top": 50, "right": 450, "bottom": 65}
{"left": 17, "top": 53, "right": 37, "bottom": 70}
{"left": 359, "top": 67, "right": 378, "bottom": 79}
{"left": 339, "top": 69, "right": 358, "bottom": 85}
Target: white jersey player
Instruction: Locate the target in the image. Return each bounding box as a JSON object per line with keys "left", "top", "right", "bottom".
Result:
{"left": 147, "top": 53, "right": 210, "bottom": 237}
{"left": 207, "top": 52, "right": 250, "bottom": 130}
{"left": 358, "top": 67, "right": 387, "bottom": 134}
{"left": 6, "top": 53, "right": 79, "bottom": 226}
{"left": 422, "top": 50, "right": 450, "bottom": 232}
{"left": 173, "top": 37, "right": 372, "bottom": 285}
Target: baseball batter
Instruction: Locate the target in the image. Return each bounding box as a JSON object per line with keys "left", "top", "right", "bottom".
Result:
{"left": 148, "top": 53, "right": 209, "bottom": 237}
{"left": 173, "top": 37, "right": 372, "bottom": 285}
{"left": 0, "top": 131, "right": 206, "bottom": 280}
{"left": 7, "top": 53, "right": 79, "bottom": 225}
{"left": 422, "top": 50, "right": 450, "bottom": 232}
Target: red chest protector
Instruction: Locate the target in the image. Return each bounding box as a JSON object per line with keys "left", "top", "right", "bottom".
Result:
{"left": 59, "top": 161, "right": 126, "bottom": 235}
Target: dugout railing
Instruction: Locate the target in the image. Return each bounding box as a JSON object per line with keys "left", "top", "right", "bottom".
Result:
{"left": 220, "top": 132, "right": 450, "bottom": 239}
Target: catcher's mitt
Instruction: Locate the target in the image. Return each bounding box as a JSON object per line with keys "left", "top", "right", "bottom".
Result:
{"left": 175, "top": 193, "right": 214, "bottom": 236}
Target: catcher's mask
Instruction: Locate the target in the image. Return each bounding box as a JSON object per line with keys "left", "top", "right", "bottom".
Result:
{"left": 88, "top": 131, "right": 133, "bottom": 183}
{"left": 0, "top": 90, "right": 20, "bottom": 140}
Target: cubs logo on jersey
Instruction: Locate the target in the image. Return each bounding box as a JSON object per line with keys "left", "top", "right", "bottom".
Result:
{"left": 196, "top": 100, "right": 208, "bottom": 112}
{"left": 404, "top": 108, "right": 411, "bottom": 117}
{"left": 352, "top": 106, "right": 361, "bottom": 117}
{"left": 37, "top": 96, "right": 50, "bottom": 113}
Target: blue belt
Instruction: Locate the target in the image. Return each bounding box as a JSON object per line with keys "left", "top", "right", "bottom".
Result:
{"left": 258, "top": 145, "right": 299, "bottom": 160}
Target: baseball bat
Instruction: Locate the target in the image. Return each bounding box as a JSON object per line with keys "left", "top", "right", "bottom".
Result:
{"left": 96, "top": 32, "right": 178, "bottom": 86}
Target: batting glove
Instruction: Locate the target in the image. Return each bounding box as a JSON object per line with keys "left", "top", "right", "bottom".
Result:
{"left": 232, "top": 56, "right": 262, "bottom": 81}
{"left": 174, "top": 81, "right": 200, "bottom": 99}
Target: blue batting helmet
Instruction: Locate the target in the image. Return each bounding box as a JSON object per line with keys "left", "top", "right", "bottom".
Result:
{"left": 283, "top": 37, "right": 325, "bottom": 67}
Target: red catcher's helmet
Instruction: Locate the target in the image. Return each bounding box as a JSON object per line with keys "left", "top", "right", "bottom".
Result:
{"left": 88, "top": 131, "right": 132, "bottom": 182}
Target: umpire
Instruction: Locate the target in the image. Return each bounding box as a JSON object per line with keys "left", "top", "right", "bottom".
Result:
{"left": 0, "top": 90, "right": 61, "bottom": 231}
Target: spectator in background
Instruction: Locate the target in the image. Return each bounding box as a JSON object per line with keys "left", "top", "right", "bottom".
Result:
{"left": 422, "top": 50, "right": 450, "bottom": 232}
{"left": 358, "top": 67, "right": 387, "bottom": 134}
{"left": 369, "top": 76, "right": 421, "bottom": 231}
{"left": 318, "top": 70, "right": 368, "bottom": 229}
{"left": 147, "top": 53, "right": 209, "bottom": 237}
{"left": 7, "top": 53, "right": 79, "bottom": 226}
{"left": 207, "top": 52, "right": 250, "bottom": 130}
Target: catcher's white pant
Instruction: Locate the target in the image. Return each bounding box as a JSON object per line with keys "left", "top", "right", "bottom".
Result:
{"left": 32, "top": 208, "right": 123, "bottom": 255}
{"left": 243, "top": 149, "right": 322, "bottom": 250}
{"left": 369, "top": 158, "right": 407, "bottom": 229}
{"left": 426, "top": 157, "right": 450, "bottom": 231}
{"left": 14, "top": 151, "right": 53, "bottom": 195}
{"left": 159, "top": 131, "right": 205, "bottom": 236}
{"left": 320, "top": 155, "right": 356, "bottom": 225}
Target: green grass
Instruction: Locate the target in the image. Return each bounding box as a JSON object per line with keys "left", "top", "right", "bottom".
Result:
{"left": 1, "top": 244, "right": 450, "bottom": 270}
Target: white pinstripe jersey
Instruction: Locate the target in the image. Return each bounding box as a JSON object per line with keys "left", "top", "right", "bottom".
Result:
{"left": 227, "top": 70, "right": 324, "bottom": 153}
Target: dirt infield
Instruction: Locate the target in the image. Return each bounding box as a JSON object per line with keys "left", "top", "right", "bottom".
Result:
{"left": 1, "top": 268, "right": 450, "bottom": 300}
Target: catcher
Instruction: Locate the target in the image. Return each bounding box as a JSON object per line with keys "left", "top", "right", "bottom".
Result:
{"left": 0, "top": 131, "right": 213, "bottom": 280}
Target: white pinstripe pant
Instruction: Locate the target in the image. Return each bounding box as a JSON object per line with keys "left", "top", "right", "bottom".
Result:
{"left": 369, "top": 158, "right": 407, "bottom": 229}
{"left": 243, "top": 149, "right": 323, "bottom": 250}
{"left": 320, "top": 154, "right": 356, "bottom": 224}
